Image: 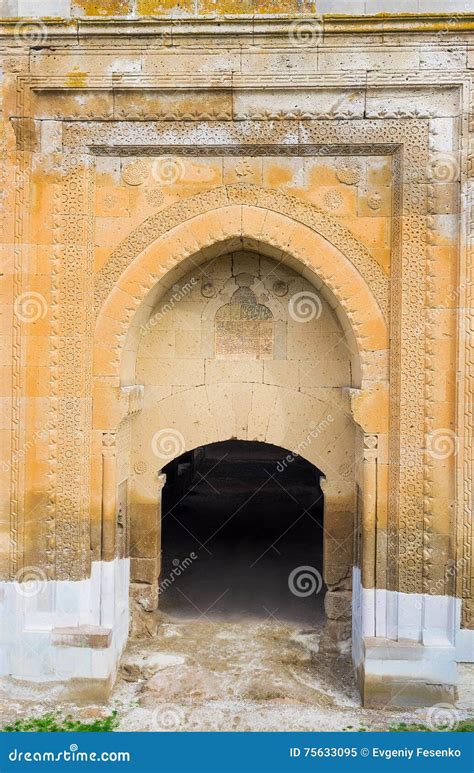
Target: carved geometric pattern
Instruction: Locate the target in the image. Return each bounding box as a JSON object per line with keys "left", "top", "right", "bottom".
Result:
{"left": 26, "top": 109, "right": 451, "bottom": 598}
{"left": 4, "top": 117, "right": 22, "bottom": 580}
{"left": 94, "top": 183, "right": 389, "bottom": 319}
{"left": 51, "top": 158, "right": 93, "bottom": 581}
{"left": 73, "top": 116, "right": 428, "bottom": 595}
{"left": 215, "top": 278, "right": 274, "bottom": 359}
{"left": 9, "top": 77, "right": 30, "bottom": 580}
{"left": 460, "top": 82, "right": 474, "bottom": 627}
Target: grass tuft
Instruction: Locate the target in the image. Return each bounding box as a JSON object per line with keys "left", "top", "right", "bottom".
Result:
{"left": 343, "top": 718, "right": 474, "bottom": 733}
{"left": 2, "top": 710, "right": 119, "bottom": 733}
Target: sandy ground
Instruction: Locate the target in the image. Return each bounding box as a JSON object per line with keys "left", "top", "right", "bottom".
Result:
{"left": 2, "top": 618, "right": 472, "bottom": 732}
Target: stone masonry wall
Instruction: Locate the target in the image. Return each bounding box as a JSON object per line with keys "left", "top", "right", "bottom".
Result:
{"left": 0, "top": 9, "right": 471, "bottom": 705}
{"left": 1, "top": 1, "right": 472, "bottom": 18}
{"left": 132, "top": 251, "right": 354, "bottom": 478}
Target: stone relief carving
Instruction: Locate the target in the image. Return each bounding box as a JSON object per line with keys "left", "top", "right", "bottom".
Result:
{"left": 122, "top": 159, "right": 148, "bottom": 186}
{"left": 367, "top": 193, "right": 382, "bottom": 211}
{"left": 9, "top": 101, "right": 459, "bottom": 605}
{"left": 459, "top": 81, "right": 474, "bottom": 627}
{"left": 272, "top": 280, "right": 288, "bottom": 297}
{"left": 215, "top": 274, "right": 274, "bottom": 360}
{"left": 201, "top": 281, "right": 216, "bottom": 298}
{"left": 50, "top": 157, "right": 94, "bottom": 581}
{"left": 336, "top": 159, "right": 362, "bottom": 186}
{"left": 234, "top": 160, "right": 253, "bottom": 178}
{"left": 323, "top": 190, "right": 343, "bottom": 211}
{"left": 94, "top": 183, "right": 389, "bottom": 319}
{"left": 145, "top": 188, "right": 165, "bottom": 208}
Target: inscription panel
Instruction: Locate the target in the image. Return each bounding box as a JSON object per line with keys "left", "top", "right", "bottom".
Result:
{"left": 215, "top": 277, "right": 274, "bottom": 359}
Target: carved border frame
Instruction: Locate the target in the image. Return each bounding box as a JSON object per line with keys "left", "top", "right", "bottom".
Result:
{"left": 9, "top": 71, "right": 470, "bottom": 623}
{"left": 61, "top": 117, "right": 422, "bottom": 596}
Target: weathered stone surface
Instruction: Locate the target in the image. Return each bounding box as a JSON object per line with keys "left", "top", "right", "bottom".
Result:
{"left": 324, "top": 591, "right": 352, "bottom": 621}
{"left": 319, "top": 620, "right": 352, "bottom": 655}
{"left": 0, "top": 8, "right": 471, "bottom": 710}
{"left": 121, "top": 651, "right": 185, "bottom": 681}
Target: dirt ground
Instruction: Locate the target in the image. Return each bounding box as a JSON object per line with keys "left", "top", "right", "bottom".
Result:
{"left": 2, "top": 618, "right": 473, "bottom": 732}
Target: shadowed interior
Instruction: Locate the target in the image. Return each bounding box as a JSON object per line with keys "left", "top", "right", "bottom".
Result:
{"left": 159, "top": 440, "right": 325, "bottom": 626}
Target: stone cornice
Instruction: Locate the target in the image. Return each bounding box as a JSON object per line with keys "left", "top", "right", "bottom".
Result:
{"left": 0, "top": 14, "right": 473, "bottom": 42}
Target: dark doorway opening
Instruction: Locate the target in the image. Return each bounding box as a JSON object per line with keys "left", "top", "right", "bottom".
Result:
{"left": 159, "top": 440, "right": 325, "bottom": 626}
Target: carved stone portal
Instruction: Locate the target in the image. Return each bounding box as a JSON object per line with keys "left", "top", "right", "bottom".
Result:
{"left": 0, "top": 10, "right": 471, "bottom": 711}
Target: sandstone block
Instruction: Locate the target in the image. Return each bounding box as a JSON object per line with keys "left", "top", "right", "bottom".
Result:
{"left": 324, "top": 590, "right": 353, "bottom": 621}
{"left": 51, "top": 626, "right": 112, "bottom": 649}
{"left": 319, "top": 620, "right": 352, "bottom": 655}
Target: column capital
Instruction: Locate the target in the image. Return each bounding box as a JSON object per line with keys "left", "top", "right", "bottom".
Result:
{"left": 102, "top": 431, "right": 116, "bottom": 458}
{"left": 363, "top": 434, "right": 379, "bottom": 462}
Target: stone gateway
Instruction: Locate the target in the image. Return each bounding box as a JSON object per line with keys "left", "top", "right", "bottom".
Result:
{"left": 0, "top": 0, "right": 473, "bottom": 710}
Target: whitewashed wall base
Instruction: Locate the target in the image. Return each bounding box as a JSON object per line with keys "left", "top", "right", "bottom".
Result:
{"left": 0, "top": 560, "right": 129, "bottom": 695}
{"left": 352, "top": 568, "right": 473, "bottom": 707}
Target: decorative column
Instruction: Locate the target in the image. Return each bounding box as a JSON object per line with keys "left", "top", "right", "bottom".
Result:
{"left": 101, "top": 432, "right": 117, "bottom": 562}
{"left": 360, "top": 434, "right": 378, "bottom": 638}
{"left": 362, "top": 436, "right": 378, "bottom": 585}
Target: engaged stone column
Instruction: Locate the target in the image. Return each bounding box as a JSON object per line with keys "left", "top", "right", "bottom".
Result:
{"left": 101, "top": 432, "right": 117, "bottom": 562}
{"left": 354, "top": 434, "right": 379, "bottom": 642}
{"left": 319, "top": 477, "right": 356, "bottom": 654}
{"left": 129, "top": 473, "right": 166, "bottom": 638}
{"left": 361, "top": 435, "right": 378, "bottom": 592}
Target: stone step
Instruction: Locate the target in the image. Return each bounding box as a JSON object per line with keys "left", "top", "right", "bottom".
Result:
{"left": 51, "top": 625, "right": 112, "bottom": 649}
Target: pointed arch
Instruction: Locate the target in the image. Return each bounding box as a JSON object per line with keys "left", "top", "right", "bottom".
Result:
{"left": 94, "top": 184, "right": 389, "bottom": 318}
{"left": 93, "top": 200, "right": 388, "bottom": 389}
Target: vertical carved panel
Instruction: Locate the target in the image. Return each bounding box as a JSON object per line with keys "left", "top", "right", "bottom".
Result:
{"left": 397, "top": 205, "right": 427, "bottom": 593}
{"left": 9, "top": 77, "right": 32, "bottom": 579}
{"left": 460, "top": 86, "right": 474, "bottom": 628}
{"left": 52, "top": 154, "right": 94, "bottom": 580}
